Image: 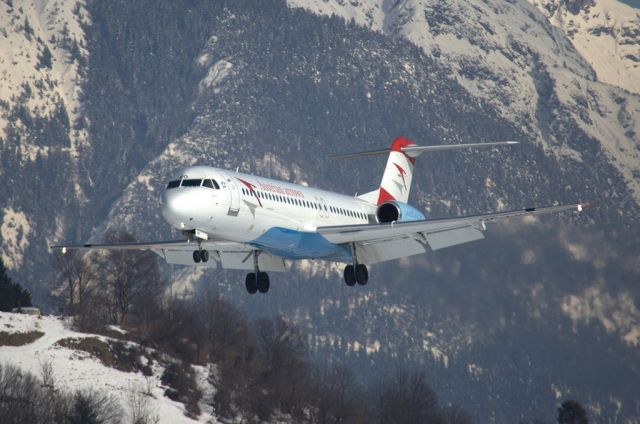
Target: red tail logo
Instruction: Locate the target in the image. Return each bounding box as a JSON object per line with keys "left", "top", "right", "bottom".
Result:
{"left": 393, "top": 162, "right": 407, "bottom": 190}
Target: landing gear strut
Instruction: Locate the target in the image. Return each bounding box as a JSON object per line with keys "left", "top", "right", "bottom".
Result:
{"left": 343, "top": 244, "right": 368, "bottom": 286}
{"left": 245, "top": 251, "right": 269, "bottom": 294}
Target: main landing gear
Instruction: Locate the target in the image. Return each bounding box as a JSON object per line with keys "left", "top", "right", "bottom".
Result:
{"left": 245, "top": 272, "right": 270, "bottom": 294}
{"left": 192, "top": 249, "right": 209, "bottom": 263}
{"left": 343, "top": 264, "right": 368, "bottom": 286}
{"left": 245, "top": 251, "right": 270, "bottom": 294}
{"left": 343, "top": 243, "right": 368, "bottom": 286}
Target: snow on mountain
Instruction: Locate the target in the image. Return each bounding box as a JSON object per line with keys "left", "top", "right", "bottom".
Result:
{"left": 286, "top": 0, "right": 640, "bottom": 204}
{"left": 528, "top": 0, "right": 640, "bottom": 94}
{"left": 0, "top": 0, "right": 89, "bottom": 155}
{"left": 0, "top": 312, "right": 218, "bottom": 424}
{"left": 0, "top": 0, "right": 91, "bottom": 272}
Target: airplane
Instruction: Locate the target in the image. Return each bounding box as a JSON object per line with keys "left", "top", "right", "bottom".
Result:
{"left": 52, "top": 137, "right": 585, "bottom": 294}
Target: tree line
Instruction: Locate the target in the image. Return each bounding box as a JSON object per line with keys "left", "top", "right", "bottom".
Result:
{"left": 2, "top": 228, "right": 591, "bottom": 423}
{"left": 43, "top": 229, "right": 471, "bottom": 422}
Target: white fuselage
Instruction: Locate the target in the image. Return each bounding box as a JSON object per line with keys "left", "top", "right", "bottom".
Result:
{"left": 161, "top": 166, "right": 376, "bottom": 259}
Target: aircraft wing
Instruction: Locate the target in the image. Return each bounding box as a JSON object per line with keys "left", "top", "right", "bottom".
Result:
{"left": 317, "top": 203, "right": 584, "bottom": 264}
{"left": 51, "top": 239, "right": 287, "bottom": 272}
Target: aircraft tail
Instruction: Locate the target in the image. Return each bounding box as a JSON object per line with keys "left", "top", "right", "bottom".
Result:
{"left": 334, "top": 137, "right": 519, "bottom": 205}
{"left": 376, "top": 137, "right": 416, "bottom": 205}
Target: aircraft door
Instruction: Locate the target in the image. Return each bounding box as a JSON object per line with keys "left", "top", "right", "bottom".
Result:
{"left": 224, "top": 178, "right": 240, "bottom": 216}
{"left": 317, "top": 197, "right": 329, "bottom": 220}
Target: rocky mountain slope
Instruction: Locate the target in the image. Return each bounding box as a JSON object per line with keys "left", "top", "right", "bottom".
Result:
{"left": 528, "top": 0, "right": 640, "bottom": 95}
{"left": 0, "top": 0, "right": 638, "bottom": 422}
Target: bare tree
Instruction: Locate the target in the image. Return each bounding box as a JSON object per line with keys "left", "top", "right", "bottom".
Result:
{"left": 127, "top": 383, "right": 159, "bottom": 424}
{"left": 313, "top": 365, "right": 366, "bottom": 424}
{"left": 253, "top": 316, "right": 310, "bottom": 416}
{"left": 69, "top": 389, "right": 123, "bottom": 424}
{"left": 193, "top": 286, "right": 248, "bottom": 360}
{"left": 374, "top": 369, "right": 442, "bottom": 424}
{"left": 53, "top": 250, "right": 95, "bottom": 312}
{"left": 95, "top": 229, "right": 164, "bottom": 324}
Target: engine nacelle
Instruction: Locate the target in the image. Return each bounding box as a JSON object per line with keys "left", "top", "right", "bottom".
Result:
{"left": 376, "top": 201, "right": 426, "bottom": 223}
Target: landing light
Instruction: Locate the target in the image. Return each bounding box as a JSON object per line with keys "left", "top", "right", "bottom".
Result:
{"left": 577, "top": 204, "right": 583, "bottom": 212}
{"left": 62, "top": 247, "right": 67, "bottom": 254}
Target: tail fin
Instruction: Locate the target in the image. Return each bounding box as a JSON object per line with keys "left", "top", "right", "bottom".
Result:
{"left": 377, "top": 137, "right": 417, "bottom": 205}
{"left": 333, "top": 137, "right": 519, "bottom": 205}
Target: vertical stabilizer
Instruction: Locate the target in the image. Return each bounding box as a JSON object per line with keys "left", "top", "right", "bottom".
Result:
{"left": 377, "top": 137, "right": 417, "bottom": 205}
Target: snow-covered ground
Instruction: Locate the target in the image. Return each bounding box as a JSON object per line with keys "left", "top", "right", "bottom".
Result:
{"left": 0, "top": 312, "right": 219, "bottom": 424}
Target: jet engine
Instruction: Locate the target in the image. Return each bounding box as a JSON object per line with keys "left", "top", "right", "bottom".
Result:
{"left": 375, "top": 201, "right": 426, "bottom": 223}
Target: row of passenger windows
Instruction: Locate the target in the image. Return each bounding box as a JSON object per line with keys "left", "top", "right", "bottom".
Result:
{"left": 241, "top": 188, "right": 367, "bottom": 220}
{"left": 166, "top": 179, "right": 220, "bottom": 189}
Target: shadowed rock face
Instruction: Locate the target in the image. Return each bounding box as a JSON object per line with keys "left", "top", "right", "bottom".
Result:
{"left": 563, "top": 0, "right": 595, "bottom": 15}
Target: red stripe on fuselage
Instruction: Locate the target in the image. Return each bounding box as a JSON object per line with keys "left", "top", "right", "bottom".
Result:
{"left": 236, "top": 177, "right": 263, "bottom": 207}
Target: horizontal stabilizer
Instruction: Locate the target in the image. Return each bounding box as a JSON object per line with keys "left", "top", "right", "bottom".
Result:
{"left": 330, "top": 141, "right": 519, "bottom": 159}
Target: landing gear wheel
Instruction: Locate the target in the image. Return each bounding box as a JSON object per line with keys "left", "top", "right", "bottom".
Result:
{"left": 245, "top": 273, "right": 257, "bottom": 294}
{"left": 193, "top": 250, "right": 201, "bottom": 263}
{"left": 200, "top": 250, "right": 209, "bottom": 263}
{"left": 344, "top": 265, "right": 356, "bottom": 286}
{"left": 257, "top": 272, "right": 270, "bottom": 293}
{"left": 355, "top": 264, "right": 368, "bottom": 285}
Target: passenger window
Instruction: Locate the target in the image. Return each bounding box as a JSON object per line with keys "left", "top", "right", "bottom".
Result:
{"left": 166, "top": 180, "right": 180, "bottom": 189}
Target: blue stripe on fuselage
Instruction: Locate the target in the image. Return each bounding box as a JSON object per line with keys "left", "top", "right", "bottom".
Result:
{"left": 250, "top": 227, "right": 352, "bottom": 261}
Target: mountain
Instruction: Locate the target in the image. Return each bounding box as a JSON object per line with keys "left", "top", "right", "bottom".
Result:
{"left": 0, "top": 0, "right": 638, "bottom": 422}
{"left": 528, "top": 0, "right": 640, "bottom": 95}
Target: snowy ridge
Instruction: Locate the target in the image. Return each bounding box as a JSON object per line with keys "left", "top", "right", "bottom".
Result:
{"left": 528, "top": 0, "right": 640, "bottom": 94}
{"left": 0, "top": 312, "right": 219, "bottom": 424}
{"left": 0, "top": 0, "right": 89, "bottom": 155}
{"left": 286, "top": 0, "right": 640, "bottom": 204}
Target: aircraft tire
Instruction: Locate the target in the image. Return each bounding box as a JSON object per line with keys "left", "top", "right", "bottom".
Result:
{"left": 200, "top": 250, "right": 209, "bottom": 262}
{"left": 193, "top": 250, "right": 201, "bottom": 263}
{"left": 355, "top": 264, "right": 368, "bottom": 285}
{"left": 344, "top": 265, "right": 356, "bottom": 286}
{"left": 245, "top": 273, "right": 258, "bottom": 294}
{"left": 257, "top": 272, "right": 270, "bottom": 293}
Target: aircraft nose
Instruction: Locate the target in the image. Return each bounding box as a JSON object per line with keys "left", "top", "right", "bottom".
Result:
{"left": 161, "top": 189, "right": 196, "bottom": 228}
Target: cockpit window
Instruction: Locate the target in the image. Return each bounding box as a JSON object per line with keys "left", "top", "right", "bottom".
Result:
{"left": 181, "top": 179, "right": 202, "bottom": 187}
{"left": 202, "top": 179, "right": 214, "bottom": 189}
{"left": 166, "top": 180, "right": 181, "bottom": 189}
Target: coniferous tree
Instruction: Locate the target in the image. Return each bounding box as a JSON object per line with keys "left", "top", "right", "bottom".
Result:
{"left": 558, "top": 400, "right": 588, "bottom": 424}
{"left": 0, "top": 258, "right": 32, "bottom": 311}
